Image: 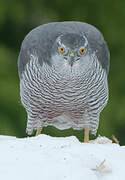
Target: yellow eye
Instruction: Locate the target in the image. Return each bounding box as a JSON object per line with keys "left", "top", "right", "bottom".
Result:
{"left": 59, "top": 47, "right": 65, "bottom": 53}
{"left": 79, "top": 48, "right": 86, "bottom": 55}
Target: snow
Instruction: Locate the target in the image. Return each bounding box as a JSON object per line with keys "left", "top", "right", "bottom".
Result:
{"left": 0, "top": 135, "right": 125, "bottom": 180}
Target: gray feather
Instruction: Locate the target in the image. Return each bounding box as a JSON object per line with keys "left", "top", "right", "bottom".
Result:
{"left": 18, "top": 21, "right": 110, "bottom": 135}
{"left": 18, "top": 21, "right": 110, "bottom": 78}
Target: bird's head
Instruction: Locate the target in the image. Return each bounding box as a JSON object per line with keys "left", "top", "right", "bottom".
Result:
{"left": 51, "top": 33, "right": 92, "bottom": 72}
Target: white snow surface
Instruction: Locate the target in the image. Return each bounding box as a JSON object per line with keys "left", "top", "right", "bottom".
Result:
{"left": 0, "top": 135, "right": 125, "bottom": 180}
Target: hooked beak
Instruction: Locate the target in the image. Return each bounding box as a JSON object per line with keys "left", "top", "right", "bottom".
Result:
{"left": 66, "top": 52, "right": 75, "bottom": 67}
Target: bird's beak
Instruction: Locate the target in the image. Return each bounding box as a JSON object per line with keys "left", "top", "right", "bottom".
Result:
{"left": 66, "top": 52, "right": 75, "bottom": 67}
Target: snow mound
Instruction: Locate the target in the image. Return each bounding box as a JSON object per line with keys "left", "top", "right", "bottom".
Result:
{"left": 0, "top": 135, "right": 125, "bottom": 180}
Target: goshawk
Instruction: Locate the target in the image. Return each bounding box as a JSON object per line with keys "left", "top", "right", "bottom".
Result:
{"left": 18, "top": 22, "right": 110, "bottom": 142}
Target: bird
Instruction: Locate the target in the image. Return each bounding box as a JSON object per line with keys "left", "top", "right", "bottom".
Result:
{"left": 18, "top": 21, "right": 110, "bottom": 142}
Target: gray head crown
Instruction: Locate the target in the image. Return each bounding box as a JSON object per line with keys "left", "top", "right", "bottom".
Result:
{"left": 56, "top": 33, "right": 88, "bottom": 50}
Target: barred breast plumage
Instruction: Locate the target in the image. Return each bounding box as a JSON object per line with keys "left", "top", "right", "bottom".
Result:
{"left": 18, "top": 22, "right": 110, "bottom": 137}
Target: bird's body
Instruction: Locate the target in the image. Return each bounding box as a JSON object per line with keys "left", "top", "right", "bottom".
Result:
{"left": 18, "top": 22, "right": 110, "bottom": 137}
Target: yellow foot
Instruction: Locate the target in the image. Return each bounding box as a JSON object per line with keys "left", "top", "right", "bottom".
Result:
{"left": 36, "top": 127, "right": 42, "bottom": 136}
{"left": 84, "top": 127, "right": 89, "bottom": 143}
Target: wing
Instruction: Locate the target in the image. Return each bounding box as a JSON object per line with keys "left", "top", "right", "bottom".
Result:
{"left": 70, "top": 22, "right": 110, "bottom": 74}
{"left": 84, "top": 25, "right": 110, "bottom": 74}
